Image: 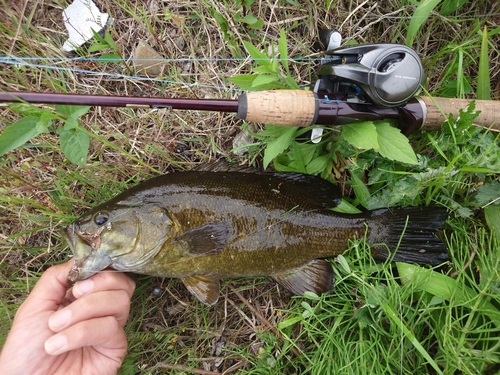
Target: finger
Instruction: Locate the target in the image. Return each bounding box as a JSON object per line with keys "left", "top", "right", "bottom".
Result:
{"left": 72, "top": 270, "right": 136, "bottom": 300}
{"left": 17, "top": 261, "right": 74, "bottom": 317}
{"left": 45, "top": 316, "right": 127, "bottom": 356}
{"left": 48, "top": 289, "right": 132, "bottom": 332}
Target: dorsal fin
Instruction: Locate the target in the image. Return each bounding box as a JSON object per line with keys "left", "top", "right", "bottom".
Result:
{"left": 268, "top": 172, "right": 341, "bottom": 209}
{"left": 193, "top": 162, "right": 341, "bottom": 209}
{"left": 192, "top": 161, "right": 258, "bottom": 173}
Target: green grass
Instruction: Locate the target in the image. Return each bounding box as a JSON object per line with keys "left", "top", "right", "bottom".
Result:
{"left": 1, "top": 0, "right": 500, "bottom": 374}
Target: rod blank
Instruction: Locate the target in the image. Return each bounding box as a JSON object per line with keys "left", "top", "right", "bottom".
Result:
{"left": 1, "top": 90, "right": 498, "bottom": 134}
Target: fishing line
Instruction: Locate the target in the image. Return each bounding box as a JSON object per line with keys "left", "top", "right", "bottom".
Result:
{"left": 0, "top": 55, "right": 326, "bottom": 94}
{"left": 0, "top": 57, "right": 234, "bottom": 92}
{"left": 0, "top": 56, "right": 322, "bottom": 63}
{"left": 0, "top": 57, "right": 336, "bottom": 104}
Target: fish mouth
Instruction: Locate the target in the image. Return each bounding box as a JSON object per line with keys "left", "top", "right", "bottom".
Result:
{"left": 63, "top": 222, "right": 94, "bottom": 260}
{"left": 62, "top": 222, "right": 78, "bottom": 256}
{"left": 63, "top": 222, "right": 90, "bottom": 283}
{"left": 63, "top": 222, "right": 112, "bottom": 283}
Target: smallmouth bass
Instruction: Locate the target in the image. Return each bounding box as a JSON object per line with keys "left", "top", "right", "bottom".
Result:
{"left": 63, "top": 164, "right": 448, "bottom": 305}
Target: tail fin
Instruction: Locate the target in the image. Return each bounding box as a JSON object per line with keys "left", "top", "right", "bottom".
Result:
{"left": 368, "top": 207, "right": 449, "bottom": 265}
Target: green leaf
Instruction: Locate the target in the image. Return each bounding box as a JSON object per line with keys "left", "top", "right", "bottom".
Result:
{"left": 7, "top": 103, "right": 45, "bottom": 116}
{"left": 90, "top": 28, "right": 106, "bottom": 43}
{"left": 305, "top": 155, "right": 330, "bottom": 175}
{"left": 55, "top": 105, "right": 91, "bottom": 119}
{"left": 252, "top": 66, "right": 277, "bottom": 74}
{"left": 63, "top": 117, "right": 79, "bottom": 129}
{"left": 336, "top": 254, "right": 351, "bottom": 274}
{"left": 484, "top": 205, "right": 500, "bottom": 241}
{"left": 289, "top": 142, "right": 307, "bottom": 173}
{"left": 331, "top": 198, "right": 362, "bottom": 214}
{"left": 477, "top": 26, "right": 491, "bottom": 100}
{"left": 438, "top": 78, "right": 473, "bottom": 98}
{"left": 103, "top": 29, "right": 118, "bottom": 52}
{"left": 211, "top": 10, "right": 229, "bottom": 34}
{"left": 366, "top": 177, "right": 423, "bottom": 210}
{"left": 0, "top": 116, "right": 45, "bottom": 156}
{"left": 241, "top": 13, "right": 264, "bottom": 29}
{"left": 278, "top": 28, "right": 289, "bottom": 75}
{"left": 228, "top": 74, "right": 258, "bottom": 90}
{"left": 98, "top": 53, "right": 122, "bottom": 62}
{"left": 243, "top": 41, "right": 271, "bottom": 67}
{"left": 474, "top": 180, "right": 500, "bottom": 206}
{"left": 263, "top": 126, "right": 297, "bottom": 169}
{"left": 233, "top": 11, "right": 244, "bottom": 23}
{"left": 277, "top": 315, "right": 303, "bottom": 330}
{"left": 279, "top": 76, "right": 298, "bottom": 90}
{"left": 440, "top": 0, "right": 467, "bottom": 15}
{"left": 67, "top": 107, "right": 91, "bottom": 129}
{"left": 406, "top": 0, "right": 441, "bottom": 46}
{"left": 442, "top": 101, "right": 480, "bottom": 135}
{"left": 397, "top": 263, "right": 500, "bottom": 327}
{"left": 350, "top": 170, "right": 370, "bottom": 208}
{"left": 252, "top": 74, "right": 277, "bottom": 87}
{"left": 36, "top": 109, "right": 53, "bottom": 133}
{"left": 58, "top": 127, "right": 90, "bottom": 165}
{"left": 341, "top": 122, "right": 379, "bottom": 150}
{"left": 87, "top": 43, "right": 109, "bottom": 53}
{"left": 375, "top": 123, "right": 418, "bottom": 164}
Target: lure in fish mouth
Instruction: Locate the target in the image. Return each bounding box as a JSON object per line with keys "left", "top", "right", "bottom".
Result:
{"left": 63, "top": 164, "right": 449, "bottom": 305}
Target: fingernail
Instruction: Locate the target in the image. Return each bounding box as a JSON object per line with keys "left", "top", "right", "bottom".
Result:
{"left": 49, "top": 309, "right": 71, "bottom": 330}
{"left": 74, "top": 278, "right": 93, "bottom": 296}
{"left": 45, "top": 334, "right": 67, "bottom": 355}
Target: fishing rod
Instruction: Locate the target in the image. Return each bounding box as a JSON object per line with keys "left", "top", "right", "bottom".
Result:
{"left": 1, "top": 43, "right": 499, "bottom": 136}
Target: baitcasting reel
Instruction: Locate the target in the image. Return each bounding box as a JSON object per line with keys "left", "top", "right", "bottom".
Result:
{"left": 314, "top": 30, "right": 427, "bottom": 107}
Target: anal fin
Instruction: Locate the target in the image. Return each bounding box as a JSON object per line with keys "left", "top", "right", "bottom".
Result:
{"left": 272, "top": 259, "right": 334, "bottom": 297}
{"left": 181, "top": 273, "right": 220, "bottom": 305}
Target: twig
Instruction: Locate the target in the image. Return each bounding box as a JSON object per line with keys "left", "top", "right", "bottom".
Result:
{"left": 449, "top": 245, "right": 477, "bottom": 278}
{"left": 229, "top": 285, "right": 301, "bottom": 358}
{"left": 8, "top": 0, "right": 33, "bottom": 55}
{"left": 155, "top": 363, "right": 219, "bottom": 375}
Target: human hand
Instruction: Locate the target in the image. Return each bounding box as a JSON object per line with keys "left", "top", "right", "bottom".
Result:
{"left": 0, "top": 261, "right": 135, "bottom": 375}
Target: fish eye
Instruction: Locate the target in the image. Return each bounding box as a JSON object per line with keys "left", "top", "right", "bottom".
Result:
{"left": 93, "top": 212, "right": 109, "bottom": 226}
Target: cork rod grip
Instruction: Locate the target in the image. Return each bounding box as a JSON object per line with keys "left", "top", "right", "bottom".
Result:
{"left": 237, "top": 90, "right": 318, "bottom": 126}
{"left": 420, "top": 96, "right": 500, "bottom": 132}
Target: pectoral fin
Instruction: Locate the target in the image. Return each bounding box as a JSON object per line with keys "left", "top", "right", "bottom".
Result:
{"left": 176, "top": 222, "right": 230, "bottom": 256}
{"left": 272, "top": 259, "right": 334, "bottom": 297}
{"left": 181, "top": 273, "right": 220, "bottom": 305}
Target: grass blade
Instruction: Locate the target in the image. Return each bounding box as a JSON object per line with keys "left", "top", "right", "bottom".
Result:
{"left": 406, "top": 0, "right": 442, "bottom": 46}
{"left": 397, "top": 263, "right": 500, "bottom": 327}
{"left": 477, "top": 26, "right": 491, "bottom": 100}
{"left": 377, "top": 297, "right": 444, "bottom": 375}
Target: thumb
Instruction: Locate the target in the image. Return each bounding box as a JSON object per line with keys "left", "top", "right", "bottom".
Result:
{"left": 18, "top": 261, "right": 74, "bottom": 318}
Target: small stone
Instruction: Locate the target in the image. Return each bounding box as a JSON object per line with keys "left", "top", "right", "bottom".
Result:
{"left": 232, "top": 128, "right": 254, "bottom": 155}
{"left": 148, "top": 0, "right": 159, "bottom": 12}
{"left": 175, "top": 36, "right": 185, "bottom": 50}
{"left": 132, "top": 40, "right": 165, "bottom": 77}
{"left": 152, "top": 286, "right": 163, "bottom": 296}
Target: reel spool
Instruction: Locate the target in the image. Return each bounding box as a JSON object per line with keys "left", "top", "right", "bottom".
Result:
{"left": 317, "top": 44, "right": 427, "bottom": 107}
